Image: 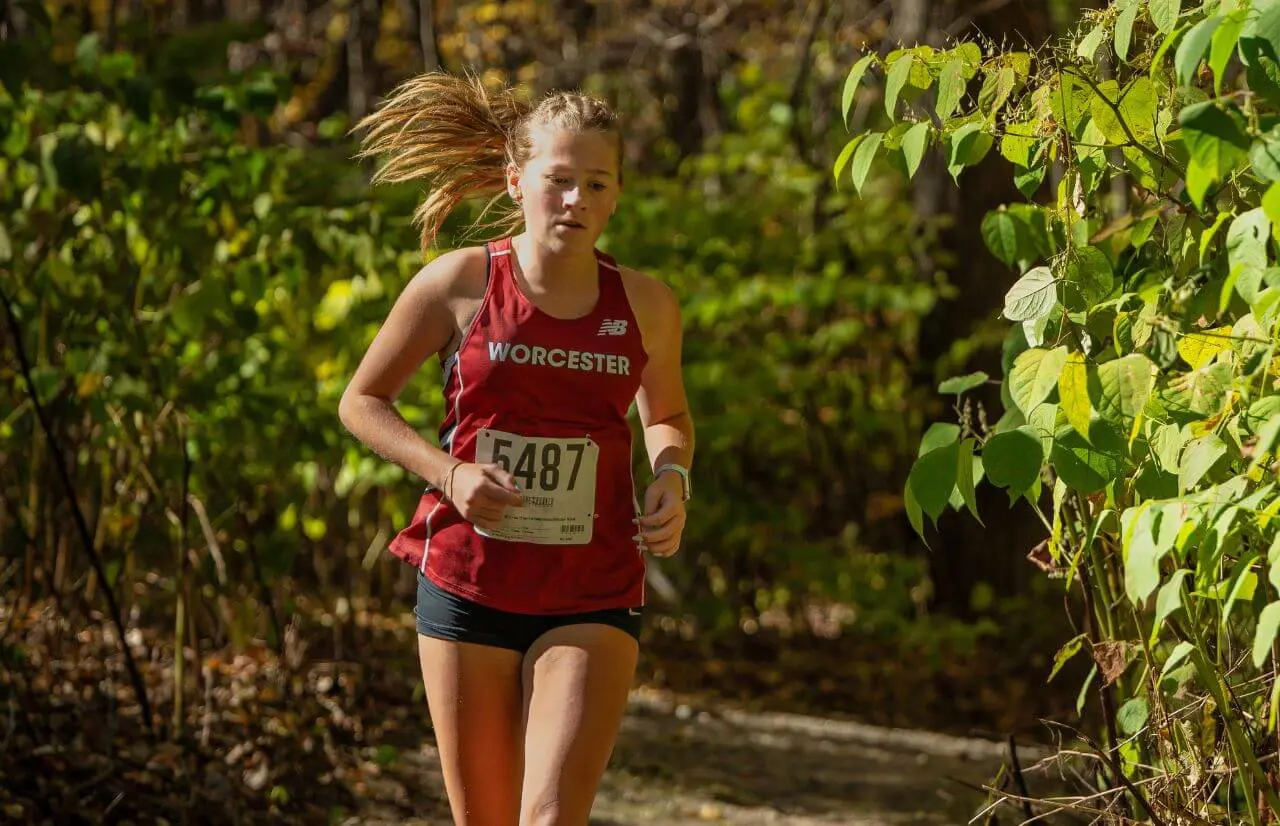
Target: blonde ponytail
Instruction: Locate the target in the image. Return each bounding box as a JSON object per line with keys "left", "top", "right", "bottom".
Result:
{"left": 354, "top": 72, "right": 530, "bottom": 251}
{"left": 356, "top": 71, "right": 623, "bottom": 252}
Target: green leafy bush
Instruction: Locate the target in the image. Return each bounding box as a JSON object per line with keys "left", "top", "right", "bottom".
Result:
{"left": 838, "top": 0, "right": 1280, "bottom": 818}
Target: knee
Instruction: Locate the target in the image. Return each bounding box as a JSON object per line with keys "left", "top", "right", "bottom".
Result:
{"left": 520, "top": 793, "right": 582, "bottom": 826}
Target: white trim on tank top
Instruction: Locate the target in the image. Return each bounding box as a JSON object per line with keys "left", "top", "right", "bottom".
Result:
{"left": 421, "top": 243, "right": 499, "bottom": 574}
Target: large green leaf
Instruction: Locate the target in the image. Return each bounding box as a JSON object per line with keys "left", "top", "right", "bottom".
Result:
{"left": 904, "top": 477, "right": 926, "bottom": 540}
{"left": 982, "top": 427, "right": 1043, "bottom": 501}
{"left": 935, "top": 59, "right": 966, "bottom": 120}
{"left": 1176, "top": 15, "right": 1223, "bottom": 85}
{"left": 1010, "top": 347, "right": 1069, "bottom": 415}
{"left": 1093, "top": 353, "right": 1156, "bottom": 428}
{"left": 1124, "top": 503, "right": 1181, "bottom": 603}
{"left": 1243, "top": 9, "right": 1280, "bottom": 106}
{"left": 1027, "top": 401, "right": 1059, "bottom": 454}
{"left": 1151, "top": 423, "right": 1186, "bottom": 473}
{"left": 938, "top": 371, "right": 989, "bottom": 395}
{"left": 1090, "top": 77, "right": 1159, "bottom": 146}
{"left": 1159, "top": 640, "right": 1195, "bottom": 683}
{"left": 982, "top": 210, "right": 1023, "bottom": 267}
{"left": 833, "top": 134, "right": 865, "bottom": 184}
{"left": 1115, "top": 0, "right": 1140, "bottom": 62}
{"left": 1117, "top": 697, "right": 1148, "bottom": 735}
{"left": 947, "top": 122, "right": 993, "bottom": 179}
{"left": 885, "top": 54, "right": 913, "bottom": 117}
{"left": 1077, "top": 23, "right": 1108, "bottom": 61}
{"left": 1051, "top": 427, "right": 1127, "bottom": 494}
{"left": 1254, "top": 602, "right": 1280, "bottom": 668}
{"left": 1179, "top": 434, "right": 1228, "bottom": 491}
{"left": 1179, "top": 100, "right": 1250, "bottom": 207}
{"left": 1049, "top": 72, "right": 1091, "bottom": 136}
{"left": 1249, "top": 413, "right": 1280, "bottom": 468}
{"left": 1065, "top": 246, "right": 1115, "bottom": 308}
{"left": 901, "top": 121, "right": 930, "bottom": 178}
{"left": 1227, "top": 208, "right": 1269, "bottom": 274}
{"left": 978, "top": 65, "right": 1018, "bottom": 117}
{"left": 1244, "top": 0, "right": 1280, "bottom": 60}
{"left": 1170, "top": 362, "right": 1233, "bottom": 416}
{"left": 850, "top": 132, "right": 884, "bottom": 194}
{"left": 1007, "top": 203, "right": 1055, "bottom": 258}
{"left": 1152, "top": 568, "right": 1192, "bottom": 644}
{"left": 1003, "top": 266, "right": 1057, "bottom": 321}
{"left": 1149, "top": 0, "right": 1180, "bottom": 35}
{"left": 908, "top": 440, "right": 962, "bottom": 522}
{"left": 1249, "top": 126, "right": 1280, "bottom": 182}
{"left": 919, "top": 422, "right": 961, "bottom": 456}
{"left": 1209, "top": 9, "right": 1248, "bottom": 95}
{"left": 999, "top": 121, "right": 1038, "bottom": 168}
{"left": 1245, "top": 397, "right": 1280, "bottom": 433}
{"left": 842, "top": 54, "right": 876, "bottom": 126}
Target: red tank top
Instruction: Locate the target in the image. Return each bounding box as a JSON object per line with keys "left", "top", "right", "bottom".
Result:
{"left": 387, "top": 237, "right": 650, "bottom": 614}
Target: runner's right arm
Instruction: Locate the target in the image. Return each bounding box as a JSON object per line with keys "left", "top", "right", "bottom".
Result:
{"left": 338, "top": 249, "right": 522, "bottom": 529}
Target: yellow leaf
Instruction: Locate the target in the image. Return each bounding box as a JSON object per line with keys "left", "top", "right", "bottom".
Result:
{"left": 1059, "top": 353, "right": 1092, "bottom": 439}
{"left": 1178, "top": 326, "right": 1232, "bottom": 370}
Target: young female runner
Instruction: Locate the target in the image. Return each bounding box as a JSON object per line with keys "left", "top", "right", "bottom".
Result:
{"left": 338, "top": 73, "right": 695, "bottom": 826}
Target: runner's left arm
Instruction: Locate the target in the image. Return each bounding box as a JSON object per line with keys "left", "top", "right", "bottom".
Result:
{"left": 632, "top": 274, "right": 694, "bottom": 557}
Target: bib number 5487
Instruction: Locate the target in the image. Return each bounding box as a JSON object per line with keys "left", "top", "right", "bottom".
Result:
{"left": 489, "top": 437, "right": 587, "bottom": 493}
{"left": 473, "top": 429, "right": 598, "bottom": 545}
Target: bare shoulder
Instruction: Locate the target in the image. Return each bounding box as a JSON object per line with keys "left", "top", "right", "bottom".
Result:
{"left": 376, "top": 245, "right": 489, "bottom": 359}
{"left": 404, "top": 245, "right": 489, "bottom": 306}
{"left": 617, "top": 265, "right": 680, "bottom": 359}
{"left": 619, "top": 265, "right": 680, "bottom": 325}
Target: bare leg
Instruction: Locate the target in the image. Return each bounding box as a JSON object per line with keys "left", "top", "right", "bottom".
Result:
{"left": 419, "top": 635, "right": 525, "bottom": 826}
{"left": 518, "top": 624, "right": 638, "bottom": 826}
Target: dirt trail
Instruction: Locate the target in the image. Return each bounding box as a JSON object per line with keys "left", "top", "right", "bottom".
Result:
{"left": 349, "top": 691, "right": 1047, "bottom": 826}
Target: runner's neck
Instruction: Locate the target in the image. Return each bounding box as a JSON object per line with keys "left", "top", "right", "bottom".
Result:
{"left": 510, "top": 234, "right": 598, "bottom": 294}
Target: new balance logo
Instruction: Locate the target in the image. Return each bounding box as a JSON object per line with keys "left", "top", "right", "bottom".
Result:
{"left": 597, "top": 319, "right": 627, "bottom": 336}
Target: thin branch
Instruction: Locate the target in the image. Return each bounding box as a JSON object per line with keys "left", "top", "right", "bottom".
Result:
{"left": 0, "top": 285, "right": 154, "bottom": 738}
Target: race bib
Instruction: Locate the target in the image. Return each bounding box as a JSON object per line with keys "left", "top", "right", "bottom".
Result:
{"left": 472, "top": 428, "right": 599, "bottom": 545}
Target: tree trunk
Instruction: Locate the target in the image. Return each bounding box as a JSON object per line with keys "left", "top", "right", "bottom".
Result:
{"left": 347, "top": 0, "right": 379, "bottom": 119}
{"left": 897, "top": 0, "right": 1056, "bottom": 617}
{"left": 415, "top": 0, "right": 440, "bottom": 71}
{"left": 890, "top": 0, "right": 928, "bottom": 45}
{"left": 669, "top": 33, "right": 705, "bottom": 160}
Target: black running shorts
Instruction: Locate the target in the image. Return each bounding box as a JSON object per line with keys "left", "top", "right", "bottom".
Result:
{"left": 413, "top": 570, "right": 642, "bottom": 654}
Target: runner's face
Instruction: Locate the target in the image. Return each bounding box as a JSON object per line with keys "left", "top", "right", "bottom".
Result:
{"left": 514, "top": 128, "right": 620, "bottom": 251}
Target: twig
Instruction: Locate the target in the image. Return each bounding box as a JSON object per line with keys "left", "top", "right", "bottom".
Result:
{"left": 187, "top": 494, "right": 227, "bottom": 586}
{"left": 0, "top": 285, "right": 154, "bottom": 738}
{"left": 1007, "top": 735, "right": 1035, "bottom": 821}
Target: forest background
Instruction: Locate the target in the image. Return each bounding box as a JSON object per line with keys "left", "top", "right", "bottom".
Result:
{"left": 1, "top": 0, "right": 1104, "bottom": 822}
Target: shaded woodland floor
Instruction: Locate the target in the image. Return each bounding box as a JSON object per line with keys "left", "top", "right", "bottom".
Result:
{"left": 0, "top": 594, "right": 1080, "bottom": 825}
